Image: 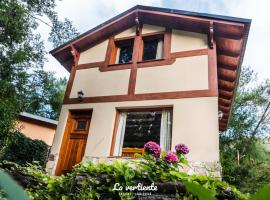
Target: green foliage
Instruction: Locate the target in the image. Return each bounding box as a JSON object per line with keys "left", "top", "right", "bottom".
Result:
{"left": 0, "top": 0, "right": 77, "bottom": 143}
{"left": 250, "top": 184, "right": 270, "bottom": 200}
{"left": 0, "top": 132, "right": 49, "bottom": 166}
{"left": 23, "top": 70, "right": 67, "bottom": 120}
{"left": 220, "top": 66, "right": 270, "bottom": 193}
{"left": 0, "top": 0, "right": 72, "bottom": 174}
{"left": 183, "top": 181, "right": 216, "bottom": 200}
{"left": 0, "top": 169, "right": 29, "bottom": 200}
{"left": 3, "top": 155, "right": 248, "bottom": 200}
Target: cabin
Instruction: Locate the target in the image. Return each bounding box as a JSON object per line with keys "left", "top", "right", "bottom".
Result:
{"left": 46, "top": 5, "right": 251, "bottom": 176}
{"left": 18, "top": 112, "right": 57, "bottom": 146}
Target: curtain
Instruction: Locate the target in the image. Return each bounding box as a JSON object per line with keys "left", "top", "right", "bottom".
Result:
{"left": 156, "top": 39, "right": 163, "bottom": 59}
{"left": 113, "top": 112, "right": 127, "bottom": 156}
{"left": 160, "top": 110, "right": 172, "bottom": 151}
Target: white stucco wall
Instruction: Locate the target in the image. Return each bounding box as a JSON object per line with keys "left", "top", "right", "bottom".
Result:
{"left": 47, "top": 25, "right": 219, "bottom": 176}
{"left": 135, "top": 55, "right": 208, "bottom": 94}
{"left": 142, "top": 24, "right": 165, "bottom": 34}
{"left": 70, "top": 68, "right": 130, "bottom": 98}
{"left": 48, "top": 97, "right": 219, "bottom": 174}
{"left": 78, "top": 40, "right": 108, "bottom": 64}
{"left": 115, "top": 26, "right": 136, "bottom": 38}
{"left": 171, "top": 29, "right": 207, "bottom": 52}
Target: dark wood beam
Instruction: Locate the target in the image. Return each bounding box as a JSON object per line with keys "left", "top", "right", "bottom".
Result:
{"left": 218, "top": 67, "right": 237, "bottom": 82}
{"left": 219, "top": 98, "right": 232, "bottom": 107}
{"left": 218, "top": 79, "right": 235, "bottom": 91}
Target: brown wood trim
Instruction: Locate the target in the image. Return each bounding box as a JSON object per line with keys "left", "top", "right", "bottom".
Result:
{"left": 219, "top": 89, "right": 233, "bottom": 100}
{"left": 128, "top": 68, "right": 137, "bottom": 95}
{"left": 137, "top": 58, "right": 175, "bottom": 68}
{"left": 138, "top": 9, "right": 245, "bottom": 39}
{"left": 217, "top": 67, "right": 237, "bottom": 82}
{"left": 114, "top": 35, "right": 135, "bottom": 42}
{"left": 104, "top": 37, "right": 116, "bottom": 66}
{"left": 128, "top": 24, "right": 142, "bottom": 95}
{"left": 218, "top": 98, "right": 232, "bottom": 107}
{"left": 117, "top": 106, "right": 172, "bottom": 113}
{"left": 164, "top": 28, "right": 171, "bottom": 59}
{"left": 64, "top": 46, "right": 80, "bottom": 101}
{"left": 208, "top": 42, "right": 218, "bottom": 93}
{"left": 55, "top": 112, "right": 71, "bottom": 175}
{"left": 218, "top": 79, "right": 235, "bottom": 91}
{"left": 64, "top": 65, "right": 76, "bottom": 101}
{"left": 77, "top": 61, "right": 104, "bottom": 70}
{"left": 99, "top": 63, "right": 132, "bottom": 72}
{"left": 171, "top": 49, "right": 208, "bottom": 59}
{"left": 63, "top": 89, "right": 217, "bottom": 104}
{"left": 110, "top": 110, "right": 119, "bottom": 156}
{"left": 141, "top": 31, "right": 166, "bottom": 38}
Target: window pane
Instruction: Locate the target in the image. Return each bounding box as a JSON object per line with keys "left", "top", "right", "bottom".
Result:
{"left": 118, "top": 45, "right": 133, "bottom": 64}
{"left": 77, "top": 120, "right": 87, "bottom": 130}
{"left": 143, "top": 40, "right": 158, "bottom": 61}
{"left": 123, "top": 111, "right": 162, "bottom": 148}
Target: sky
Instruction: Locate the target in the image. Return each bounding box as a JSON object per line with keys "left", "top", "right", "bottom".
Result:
{"left": 41, "top": 0, "right": 270, "bottom": 81}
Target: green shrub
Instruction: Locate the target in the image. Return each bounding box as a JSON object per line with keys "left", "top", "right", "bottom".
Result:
{"left": 1, "top": 142, "right": 248, "bottom": 200}
{"left": 0, "top": 132, "right": 49, "bottom": 166}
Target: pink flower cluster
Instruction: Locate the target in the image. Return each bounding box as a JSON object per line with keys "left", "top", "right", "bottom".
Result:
{"left": 144, "top": 141, "right": 161, "bottom": 159}
{"left": 163, "top": 151, "right": 178, "bottom": 163}
{"left": 175, "top": 143, "right": 189, "bottom": 155}
{"left": 144, "top": 141, "right": 189, "bottom": 164}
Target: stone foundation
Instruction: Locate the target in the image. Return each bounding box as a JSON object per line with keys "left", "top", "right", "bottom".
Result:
{"left": 46, "top": 154, "right": 221, "bottom": 179}
{"left": 83, "top": 156, "right": 222, "bottom": 179}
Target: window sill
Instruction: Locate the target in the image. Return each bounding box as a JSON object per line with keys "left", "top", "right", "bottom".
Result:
{"left": 108, "top": 62, "right": 132, "bottom": 67}
{"left": 137, "top": 58, "right": 165, "bottom": 63}
{"left": 99, "top": 62, "right": 133, "bottom": 72}
{"left": 107, "top": 156, "right": 139, "bottom": 159}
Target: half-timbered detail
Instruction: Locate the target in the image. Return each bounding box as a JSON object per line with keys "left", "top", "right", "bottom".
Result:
{"left": 46, "top": 5, "right": 250, "bottom": 176}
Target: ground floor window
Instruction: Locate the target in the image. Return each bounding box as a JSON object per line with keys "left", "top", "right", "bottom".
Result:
{"left": 113, "top": 108, "right": 172, "bottom": 157}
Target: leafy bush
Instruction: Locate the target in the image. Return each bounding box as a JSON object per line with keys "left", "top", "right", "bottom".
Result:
{"left": 0, "top": 132, "right": 49, "bottom": 166}
{"left": 1, "top": 142, "right": 248, "bottom": 200}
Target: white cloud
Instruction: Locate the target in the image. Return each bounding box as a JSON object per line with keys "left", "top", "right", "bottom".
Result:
{"left": 55, "top": 0, "right": 163, "bottom": 33}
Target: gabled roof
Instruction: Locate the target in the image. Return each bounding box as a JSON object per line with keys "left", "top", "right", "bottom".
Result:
{"left": 50, "top": 5, "right": 251, "bottom": 132}
{"left": 19, "top": 112, "right": 58, "bottom": 129}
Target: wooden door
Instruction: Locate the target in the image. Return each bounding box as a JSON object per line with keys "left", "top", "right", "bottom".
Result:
{"left": 55, "top": 110, "right": 92, "bottom": 175}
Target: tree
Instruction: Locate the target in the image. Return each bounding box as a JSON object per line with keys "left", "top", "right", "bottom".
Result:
{"left": 0, "top": 0, "right": 78, "bottom": 138}
{"left": 23, "top": 70, "right": 67, "bottom": 120}
{"left": 0, "top": 0, "right": 78, "bottom": 164}
{"left": 220, "top": 66, "right": 270, "bottom": 193}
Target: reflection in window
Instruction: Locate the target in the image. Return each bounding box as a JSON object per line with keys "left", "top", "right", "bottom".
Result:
{"left": 118, "top": 44, "right": 133, "bottom": 64}
{"left": 113, "top": 39, "right": 134, "bottom": 64}
{"left": 123, "top": 111, "right": 162, "bottom": 148}
{"left": 143, "top": 38, "right": 163, "bottom": 61}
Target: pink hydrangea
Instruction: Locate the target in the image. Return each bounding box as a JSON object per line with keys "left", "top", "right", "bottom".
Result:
{"left": 175, "top": 144, "right": 189, "bottom": 155}
{"left": 144, "top": 141, "right": 161, "bottom": 159}
{"left": 163, "top": 152, "right": 178, "bottom": 163}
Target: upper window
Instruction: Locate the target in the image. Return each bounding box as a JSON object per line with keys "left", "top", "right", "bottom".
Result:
{"left": 142, "top": 35, "right": 164, "bottom": 61}
{"left": 108, "top": 33, "right": 165, "bottom": 66}
{"left": 112, "top": 39, "right": 134, "bottom": 64}
{"left": 113, "top": 109, "right": 172, "bottom": 157}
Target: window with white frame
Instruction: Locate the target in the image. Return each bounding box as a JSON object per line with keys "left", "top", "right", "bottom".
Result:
{"left": 113, "top": 109, "right": 172, "bottom": 156}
